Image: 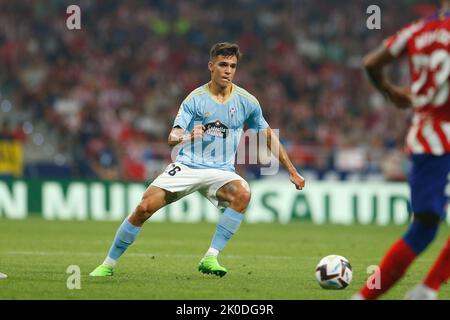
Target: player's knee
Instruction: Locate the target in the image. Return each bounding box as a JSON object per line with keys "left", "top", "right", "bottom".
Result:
{"left": 240, "top": 180, "right": 251, "bottom": 193}
{"left": 134, "top": 200, "right": 154, "bottom": 218}
{"left": 403, "top": 212, "right": 440, "bottom": 254}
{"left": 233, "top": 189, "right": 251, "bottom": 210}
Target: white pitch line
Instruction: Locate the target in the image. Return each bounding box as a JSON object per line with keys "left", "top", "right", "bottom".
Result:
{"left": 4, "top": 251, "right": 293, "bottom": 260}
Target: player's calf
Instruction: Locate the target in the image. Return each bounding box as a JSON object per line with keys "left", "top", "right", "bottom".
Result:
{"left": 421, "top": 236, "right": 450, "bottom": 293}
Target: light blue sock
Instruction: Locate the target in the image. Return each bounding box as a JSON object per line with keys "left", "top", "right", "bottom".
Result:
{"left": 105, "top": 219, "right": 141, "bottom": 267}
{"left": 210, "top": 208, "right": 244, "bottom": 253}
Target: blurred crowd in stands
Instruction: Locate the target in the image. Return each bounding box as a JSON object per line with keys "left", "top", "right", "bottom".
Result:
{"left": 0, "top": 0, "right": 438, "bottom": 181}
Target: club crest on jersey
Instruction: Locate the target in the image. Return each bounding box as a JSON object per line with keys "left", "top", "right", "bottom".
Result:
{"left": 204, "top": 120, "right": 229, "bottom": 138}
{"left": 230, "top": 107, "right": 236, "bottom": 117}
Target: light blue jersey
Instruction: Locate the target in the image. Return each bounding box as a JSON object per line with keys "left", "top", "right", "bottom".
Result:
{"left": 173, "top": 83, "right": 269, "bottom": 171}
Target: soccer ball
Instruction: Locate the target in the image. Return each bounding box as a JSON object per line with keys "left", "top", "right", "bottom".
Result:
{"left": 315, "top": 255, "right": 352, "bottom": 290}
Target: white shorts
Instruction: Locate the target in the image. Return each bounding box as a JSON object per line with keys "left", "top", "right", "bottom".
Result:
{"left": 150, "top": 163, "right": 247, "bottom": 209}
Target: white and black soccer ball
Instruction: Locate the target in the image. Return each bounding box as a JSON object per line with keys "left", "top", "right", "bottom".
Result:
{"left": 315, "top": 255, "right": 352, "bottom": 290}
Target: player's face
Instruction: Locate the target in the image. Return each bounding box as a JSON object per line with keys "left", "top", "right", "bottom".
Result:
{"left": 208, "top": 55, "right": 237, "bottom": 88}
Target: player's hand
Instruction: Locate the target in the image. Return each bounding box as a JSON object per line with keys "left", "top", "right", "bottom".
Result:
{"left": 289, "top": 171, "right": 305, "bottom": 190}
{"left": 191, "top": 124, "right": 205, "bottom": 141}
{"left": 387, "top": 86, "right": 412, "bottom": 109}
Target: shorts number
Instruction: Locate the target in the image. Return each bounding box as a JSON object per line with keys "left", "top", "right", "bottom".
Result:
{"left": 168, "top": 165, "right": 181, "bottom": 176}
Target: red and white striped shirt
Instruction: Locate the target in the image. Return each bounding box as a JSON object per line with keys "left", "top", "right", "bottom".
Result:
{"left": 384, "top": 11, "right": 450, "bottom": 155}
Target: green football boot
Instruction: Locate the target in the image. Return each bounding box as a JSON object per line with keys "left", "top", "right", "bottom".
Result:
{"left": 89, "top": 264, "right": 114, "bottom": 277}
{"left": 198, "top": 256, "right": 227, "bottom": 277}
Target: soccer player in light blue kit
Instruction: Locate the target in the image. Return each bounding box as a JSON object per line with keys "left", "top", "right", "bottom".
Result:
{"left": 90, "top": 42, "right": 305, "bottom": 277}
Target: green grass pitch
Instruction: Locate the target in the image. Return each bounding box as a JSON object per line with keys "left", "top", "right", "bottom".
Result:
{"left": 0, "top": 217, "right": 448, "bottom": 300}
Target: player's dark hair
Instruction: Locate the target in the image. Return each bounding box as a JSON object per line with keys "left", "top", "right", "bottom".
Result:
{"left": 210, "top": 42, "right": 242, "bottom": 61}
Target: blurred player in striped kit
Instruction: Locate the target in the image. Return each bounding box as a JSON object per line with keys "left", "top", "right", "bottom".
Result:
{"left": 353, "top": 0, "right": 450, "bottom": 300}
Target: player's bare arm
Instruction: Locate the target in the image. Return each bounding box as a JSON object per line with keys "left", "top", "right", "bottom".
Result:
{"left": 363, "top": 45, "right": 412, "bottom": 109}
{"left": 265, "top": 127, "right": 305, "bottom": 190}
{"left": 168, "top": 124, "right": 205, "bottom": 147}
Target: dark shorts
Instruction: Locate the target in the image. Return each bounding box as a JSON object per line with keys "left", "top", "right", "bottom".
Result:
{"left": 409, "top": 154, "right": 450, "bottom": 219}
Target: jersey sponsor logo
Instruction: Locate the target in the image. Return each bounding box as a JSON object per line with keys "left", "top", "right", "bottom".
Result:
{"left": 204, "top": 120, "right": 229, "bottom": 138}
